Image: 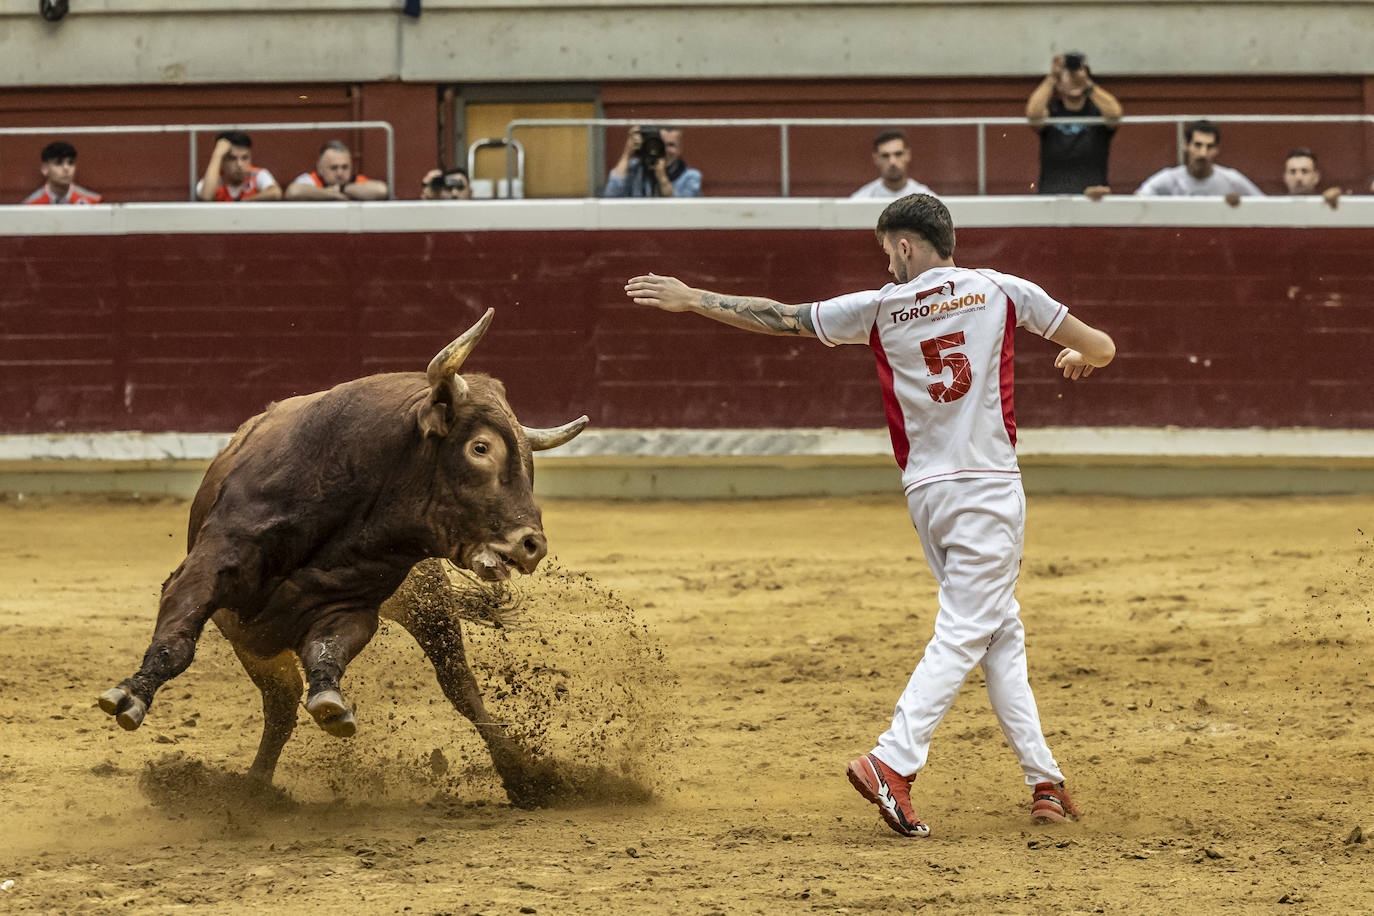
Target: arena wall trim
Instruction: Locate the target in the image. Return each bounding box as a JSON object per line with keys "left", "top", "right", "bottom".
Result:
{"left": 4, "top": 197, "right": 1374, "bottom": 235}
{"left": 3, "top": 428, "right": 1372, "bottom": 499}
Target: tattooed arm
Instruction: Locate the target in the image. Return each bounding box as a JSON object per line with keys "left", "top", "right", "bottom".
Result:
{"left": 624, "top": 273, "right": 816, "bottom": 337}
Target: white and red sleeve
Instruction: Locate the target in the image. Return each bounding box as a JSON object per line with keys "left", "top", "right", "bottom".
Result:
{"left": 811, "top": 288, "right": 885, "bottom": 347}
{"left": 978, "top": 270, "right": 1068, "bottom": 339}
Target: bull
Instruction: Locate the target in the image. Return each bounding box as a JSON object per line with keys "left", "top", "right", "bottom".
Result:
{"left": 97, "top": 309, "right": 588, "bottom": 806}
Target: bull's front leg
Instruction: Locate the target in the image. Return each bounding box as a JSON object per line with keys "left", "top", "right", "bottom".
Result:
{"left": 386, "top": 564, "right": 560, "bottom": 808}
{"left": 297, "top": 605, "right": 380, "bottom": 738}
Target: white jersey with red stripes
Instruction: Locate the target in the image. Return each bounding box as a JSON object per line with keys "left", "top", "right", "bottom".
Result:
{"left": 812, "top": 266, "right": 1068, "bottom": 494}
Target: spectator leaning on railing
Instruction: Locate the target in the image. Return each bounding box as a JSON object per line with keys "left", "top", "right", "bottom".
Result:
{"left": 285, "top": 140, "right": 389, "bottom": 201}
{"left": 1283, "top": 148, "right": 1342, "bottom": 209}
{"left": 605, "top": 125, "right": 702, "bottom": 198}
{"left": 23, "top": 141, "right": 102, "bottom": 205}
{"left": 197, "top": 131, "right": 281, "bottom": 202}
{"left": 849, "top": 130, "right": 937, "bottom": 199}
{"left": 1135, "top": 120, "right": 1262, "bottom": 206}
{"left": 1026, "top": 52, "right": 1123, "bottom": 197}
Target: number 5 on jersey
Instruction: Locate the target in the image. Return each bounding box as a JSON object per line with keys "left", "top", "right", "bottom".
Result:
{"left": 920, "top": 332, "right": 972, "bottom": 403}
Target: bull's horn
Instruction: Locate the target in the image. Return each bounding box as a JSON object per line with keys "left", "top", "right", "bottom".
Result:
{"left": 523, "top": 415, "right": 590, "bottom": 451}
{"left": 427, "top": 308, "right": 495, "bottom": 387}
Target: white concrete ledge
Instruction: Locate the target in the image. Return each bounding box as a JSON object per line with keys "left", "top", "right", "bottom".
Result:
{"left": 5, "top": 427, "right": 1373, "bottom": 465}
{"left": 6, "top": 427, "right": 1373, "bottom": 497}
{"left": 3, "top": 197, "right": 1373, "bottom": 237}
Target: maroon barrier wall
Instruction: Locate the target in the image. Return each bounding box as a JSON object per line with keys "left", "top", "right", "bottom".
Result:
{"left": 1, "top": 226, "right": 1371, "bottom": 434}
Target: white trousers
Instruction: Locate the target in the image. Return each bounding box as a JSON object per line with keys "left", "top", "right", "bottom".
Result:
{"left": 871, "top": 476, "right": 1065, "bottom": 787}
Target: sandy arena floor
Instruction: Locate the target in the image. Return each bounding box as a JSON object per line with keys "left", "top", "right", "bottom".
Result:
{"left": 1, "top": 492, "right": 1372, "bottom": 914}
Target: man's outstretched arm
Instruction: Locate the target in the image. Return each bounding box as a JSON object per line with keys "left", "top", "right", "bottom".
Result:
{"left": 625, "top": 273, "right": 816, "bottom": 337}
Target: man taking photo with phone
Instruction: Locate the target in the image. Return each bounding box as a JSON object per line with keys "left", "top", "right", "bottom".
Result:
{"left": 1026, "top": 52, "right": 1124, "bottom": 197}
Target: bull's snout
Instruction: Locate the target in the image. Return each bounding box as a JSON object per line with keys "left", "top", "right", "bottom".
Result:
{"left": 507, "top": 526, "right": 547, "bottom": 573}
{"left": 466, "top": 526, "right": 548, "bottom": 581}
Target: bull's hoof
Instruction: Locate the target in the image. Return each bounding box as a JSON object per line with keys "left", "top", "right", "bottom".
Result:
{"left": 305, "top": 690, "right": 356, "bottom": 738}
{"left": 116, "top": 699, "right": 147, "bottom": 731}
{"left": 97, "top": 686, "right": 128, "bottom": 716}
{"left": 98, "top": 686, "right": 147, "bottom": 730}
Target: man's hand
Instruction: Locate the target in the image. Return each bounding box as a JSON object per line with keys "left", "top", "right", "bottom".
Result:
{"left": 420, "top": 169, "right": 442, "bottom": 200}
{"left": 1322, "top": 186, "right": 1342, "bottom": 210}
{"left": 1049, "top": 54, "right": 1065, "bottom": 77}
{"left": 1224, "top": 192, "right": 1242, "bottom": 208}
{"left": 625, "top": 274, "right": 816, "bottom": 336}
{"left": 624, "top": 126, "right": 644, "bottom": 157}
{"left": 1084, "top": 185, "right": 1111, "bottom": 202}
{"left": 211, "top": 137, "right": 232, "bottom": 160}
{"left": 625, "top": 274, "right": 699, "bottom": 312}
{"left": 1054, "top": 348, "right": 1096, "bottom": 380}
{"left": 652, "top": 156, "right": 673, "bottom": 196}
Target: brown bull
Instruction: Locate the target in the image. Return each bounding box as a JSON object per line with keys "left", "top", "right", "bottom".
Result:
{"left": 98, "top": 309, "right": 588, "bottom": 805}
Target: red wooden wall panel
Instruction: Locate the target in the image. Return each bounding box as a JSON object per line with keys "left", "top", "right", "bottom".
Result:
{"left": 1, "top": 226, "right": 1371, "bottom": 434}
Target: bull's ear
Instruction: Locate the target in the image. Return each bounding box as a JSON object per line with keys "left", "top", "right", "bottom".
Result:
{"left": 417, "top": 374, "right": 470, "bottom": 439}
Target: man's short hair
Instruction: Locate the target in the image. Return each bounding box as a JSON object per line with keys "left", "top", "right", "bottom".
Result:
{"left": 216, "top": 130, "right": 252, "bottom": 148}
{"left": 319, "top": 140, "right": 351, "bottom": 157}
{"left": 41, "top": 141, "right": 76, "bottom": 162}
{"left": 873, "top": 129, "right": 908, "bottom": 151}
{"left": 876, "top": 193, "right": 955, "bottom": 259}
{"left": 1286, "top": 148, "right": 1318, "bottom": 167}
{"left": 1184, "top": 120, "right": 1220, "bottom": 144}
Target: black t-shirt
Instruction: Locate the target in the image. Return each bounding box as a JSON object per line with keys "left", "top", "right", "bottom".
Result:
{"left": 1037, "top": 96, "right": 1115, "bottom": 194}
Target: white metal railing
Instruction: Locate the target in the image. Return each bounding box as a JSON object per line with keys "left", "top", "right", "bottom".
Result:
{"left": 0, "top": 121, "right": 396, "bottom": 199}
{"left": 505, "top": 114, "right": 1374, "bottom": 197}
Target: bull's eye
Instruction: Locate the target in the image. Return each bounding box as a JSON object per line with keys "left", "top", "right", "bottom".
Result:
{"left": 472, "top": 442, "right": 489, "bottom": 455}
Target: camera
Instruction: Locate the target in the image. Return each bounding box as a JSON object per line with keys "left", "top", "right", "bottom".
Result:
{"left": 1063, "top": 51, "right": 1085, "bottom": 72}
{"left": 636, "top": 127, "right": 667, "bottom": 169}
{"left": 427, "top": 169, "right": 468, "bottom": 193}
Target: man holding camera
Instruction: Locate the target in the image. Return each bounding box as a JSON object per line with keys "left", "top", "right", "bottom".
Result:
{"left": 605, "top": 125, "right": 702, "bottom": 198}
{"left": 1026, "top": 52, "right": 1123, "bottom": 196}
{"left": 420, "top": 167, "right": 473, "bottom": 200}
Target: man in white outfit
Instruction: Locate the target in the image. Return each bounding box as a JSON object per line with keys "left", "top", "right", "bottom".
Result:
{"left": 625, "top": 194, "right": 1115, "bottom": 838}
{"left": 1135, "top": 119, "right": 1263, "bottom": 204}
{"left": 850, "top": 130, "right": 938, "bottom": 199}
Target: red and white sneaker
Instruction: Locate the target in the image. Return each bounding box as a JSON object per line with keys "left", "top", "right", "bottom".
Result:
{"left": 846, "top": 753, "right": 930, "bottom": 838}
{"left": 1030, "top": 781, "right": 1081, "bottom": 824}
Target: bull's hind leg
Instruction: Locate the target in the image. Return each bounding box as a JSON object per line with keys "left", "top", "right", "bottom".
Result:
{"left": 213, "top": 612, "right": 304, "bottom": 784}
{"left": 99, "top": 548, "right": 254, "bottom": 730}
{"left": 297, "top": 610, "right": 379, "bottom": 738}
